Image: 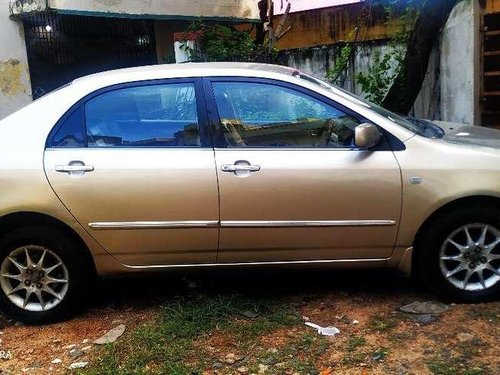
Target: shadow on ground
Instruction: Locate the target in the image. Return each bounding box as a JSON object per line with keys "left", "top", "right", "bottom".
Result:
{"left": 0, "top": 267, "right": 433, "bottom": 329}
{"left": 86, "top": 268, "right": 432, "bottom": 311}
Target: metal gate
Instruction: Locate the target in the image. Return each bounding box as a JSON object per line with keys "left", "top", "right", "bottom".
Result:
{"left": 23, "top": 12, "right": 157, "bottom": 99}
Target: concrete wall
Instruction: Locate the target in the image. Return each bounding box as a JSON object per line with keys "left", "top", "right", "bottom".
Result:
{"left": 0, "top": 4, "right": 32, "bottom": 120}
{"left": 413, "top": 0, "right": 480, "bottom": 124}
{"left": 439, "top": 0, "right": 480, "bottom": 124}
{"left": 282, "top": 0, "right": 481, "bottom": 125}
{"left": 274, "top": 3, "right": 414, "bottom": 50}
{"left": 281, "top": 42, "right": 398, "bottom": 97}
{"left": 47, "top": 0, "right": 260, "bottom": 21}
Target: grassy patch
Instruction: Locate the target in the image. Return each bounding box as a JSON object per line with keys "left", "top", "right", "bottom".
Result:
{"left": 371, "top": 347, "right": 389, "bottom": 362}
{"left": 368, "top": 315, "right": 398, "bottom": 332}
{"left": 467, "top": 305, "right": 500, "bottom": 324}
{"left": 247, "top": 332, "right": 329, "bottom": 374}
{"left": 342, "top": 352, "right": 367, "bottom": 366}
{"left": 426, "top": 345, "right": 489, "bottom": 375}
{"left": 342, "top": 335, "right": 369, "bottom": 366}
{"left": 426, "top": 358, "right": 486, "bottom": 375}
{"left": 345, "top": 335, "right": 366, "bottom": 352}
{"left": 80, "top": 295, "right": 301, "bottom": 375}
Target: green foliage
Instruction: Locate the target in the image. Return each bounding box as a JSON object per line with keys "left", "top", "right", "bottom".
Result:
{"left": 325, "top": 2, "right": 417, "bottom": 104}
{"left": 180, "top": 20, "right": 278, "bottom": 63}
{"left": 326, "top": 43, "right": 354, "bottom": 86}
{"left": 180, "top": 20, "right": 255, "bottom": 62}
{"left": 355, "top": 42, "right": 406, "bottom": 104}
{"left": 80, "top": 295, "right": 301, "bottom": 375}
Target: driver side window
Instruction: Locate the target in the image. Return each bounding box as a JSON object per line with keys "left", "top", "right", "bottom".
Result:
{"left": 212, "top": 81, "right": 360, "bottom": 148}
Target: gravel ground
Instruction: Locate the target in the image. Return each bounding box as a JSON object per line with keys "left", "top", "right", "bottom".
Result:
{"left": 0, "top": 269, "right": 499, "bottom": 374}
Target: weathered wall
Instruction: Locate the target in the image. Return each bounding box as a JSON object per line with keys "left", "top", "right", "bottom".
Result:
{"left": 47, "top": 0, "right": 260, "bottom": 21}
{"left": 411, "top": 42, "right": 441, "bottom": 120}
{"left": 0, "top": 4, "right": 32, "bottom": 120}
{"left": 274, "top": 3, "right": 414, "bottom": 50}
{"left": 439, "top": 0, "right": 479, "bottom": 124}
{"left": 413, "top": 0, "right": 480, "bottom": 124}
{"left": 282, "top": 0, "right": 481, "bottom": 125}
{"left": 281, "top": 42, "right": 398, "bottom": 96}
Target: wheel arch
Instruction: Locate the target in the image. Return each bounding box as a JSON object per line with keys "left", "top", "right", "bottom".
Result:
{"left": 0, "top": 211, "right": 96, "bottom": 276}
{"left": 412, "top": 195, "right": 500, "bottom": 276}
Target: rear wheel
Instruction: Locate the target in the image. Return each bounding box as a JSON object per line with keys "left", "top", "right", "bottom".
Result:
{"left": 0, "top": 226, "right": 90, "bottom": 324}
{"left": 418, "top": 206, "right": 500, "bottom": 302}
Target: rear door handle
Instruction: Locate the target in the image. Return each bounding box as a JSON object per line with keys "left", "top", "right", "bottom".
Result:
{"left": 55, "top": 161, "right": 94, "bottom": 176}
{"left": 55, "top": 165, "right": 95, "bottom": 173}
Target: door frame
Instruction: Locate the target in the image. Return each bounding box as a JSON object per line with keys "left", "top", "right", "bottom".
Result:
{"left": 45, "top": 77, "right": 212, "bottom": 149}
{"left": 43, "top": 76, "right": 220, "bottom": 266}
{"left": 201, "top": 76, "right": 403, "bottom": 152}
{"left": 201, "top": 76, "right": 404, "bottom": 263}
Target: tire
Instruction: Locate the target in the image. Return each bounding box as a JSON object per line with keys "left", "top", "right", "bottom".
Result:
{"left": 0, "top": 226, "right": 90, "bottom": 324}
{"left": 417, "top": 205, "right": 500, "bottom": 302}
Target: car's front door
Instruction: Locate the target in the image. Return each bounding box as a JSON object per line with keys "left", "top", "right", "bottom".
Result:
{"left": 44, "top": 79, "right": 219, "bottom": 266}
{"left": 205, "top": 78, "right": 402, "bottom": 263}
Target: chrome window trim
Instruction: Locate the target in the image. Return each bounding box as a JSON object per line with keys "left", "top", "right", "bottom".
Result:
{"left": 89, "top": 220, "right": 395, "bottom": 230}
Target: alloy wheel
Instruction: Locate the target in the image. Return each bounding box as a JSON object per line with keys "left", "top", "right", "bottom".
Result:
{"left": 0, "top": 245, "right": 69, "bottom": 312}
{"left": 440, "top": 223, "right": 500, "bottom": 291}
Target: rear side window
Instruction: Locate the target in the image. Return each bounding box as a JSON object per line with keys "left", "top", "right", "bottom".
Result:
{"left": 51, "top": 107, "right": 85, "bottom": 148}
{"left": 85, "top": 83, "right": 200, "bottom": 147}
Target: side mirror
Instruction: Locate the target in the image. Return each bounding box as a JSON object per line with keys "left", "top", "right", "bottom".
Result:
{"left": 354, "top": 123, "right": 382, "bottom": 149}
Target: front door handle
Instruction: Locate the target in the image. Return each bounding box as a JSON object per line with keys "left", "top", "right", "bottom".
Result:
{"left": 221, "top": 161, "right": 261, "bottom": 177}
{"left": 55, "top": 161, "right": 94, "bottom": 176}
{"left": 221, "top": 164, "right": 261, "bottom": 173}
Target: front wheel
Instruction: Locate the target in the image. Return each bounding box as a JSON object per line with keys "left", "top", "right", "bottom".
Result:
{"left": 418, "top": 206, "right": 500, "bottom": 302}
{"left": 0, "top": 226, "right": 90, "bottom": 324}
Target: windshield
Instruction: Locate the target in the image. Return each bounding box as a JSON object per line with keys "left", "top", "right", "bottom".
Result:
{"left": 294, "top": 72, "right": 444, "bottom": 139}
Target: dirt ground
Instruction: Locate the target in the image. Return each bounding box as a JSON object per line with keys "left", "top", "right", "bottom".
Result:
{"left": 0, "top": 269, "right": 499, "bottom": 374}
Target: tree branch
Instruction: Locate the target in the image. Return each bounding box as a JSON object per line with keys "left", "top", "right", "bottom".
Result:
{"left": 382, "top": 0, "right": 458, "bottom": 114}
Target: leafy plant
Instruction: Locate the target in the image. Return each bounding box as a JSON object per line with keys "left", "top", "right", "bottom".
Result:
{"left": 326, "top": 43, "right": 354, "bottom": 86}
{"left": 179, "top": 19, "right": 279, "bottom": 63}
{"left": 325, "top": 1, "right": 417, "bottom": 104}
{"left": 355, "top": 43, "right": 405, "bottom": 104}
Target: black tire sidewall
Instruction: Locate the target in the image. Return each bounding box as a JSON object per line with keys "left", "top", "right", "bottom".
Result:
{"left": 0, "top": 226, "right": 89, "bottom": 324}
{"left": 418, "top": 206, "right": 500, "bottom": 302}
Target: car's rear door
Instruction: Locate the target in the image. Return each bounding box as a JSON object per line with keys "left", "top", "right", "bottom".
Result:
{"left": 44, "top": 79, "right": 219, "bottom": 266}
{"left": 204, "top": 77, "right": 402, "bottom": 264}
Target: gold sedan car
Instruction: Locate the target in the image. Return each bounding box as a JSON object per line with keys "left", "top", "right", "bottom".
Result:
{"left": 0, "top": 63, "right": 499, "bottom": 323}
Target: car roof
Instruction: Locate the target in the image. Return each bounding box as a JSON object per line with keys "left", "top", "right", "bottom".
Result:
{"left": 72, "top": 62, "right": 299, "bottom": 86}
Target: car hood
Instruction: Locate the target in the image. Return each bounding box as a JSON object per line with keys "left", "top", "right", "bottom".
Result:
{"left": 432, "top": 121, "right": 500, "bottom": 150}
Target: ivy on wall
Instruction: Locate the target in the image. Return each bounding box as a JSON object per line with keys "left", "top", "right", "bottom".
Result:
{"left": 325, "top": 0, "right": 418, "bottom": 105}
